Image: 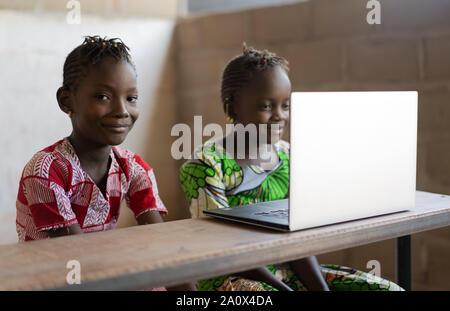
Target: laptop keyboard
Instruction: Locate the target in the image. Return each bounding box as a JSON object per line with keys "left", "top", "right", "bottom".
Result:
{"left": 254, "top": 209, "right": 288, "bottom": 219}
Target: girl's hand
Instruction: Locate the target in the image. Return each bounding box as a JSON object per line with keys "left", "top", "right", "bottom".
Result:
{"left": 46, "top": 223, "right": 84, "bottom": 238}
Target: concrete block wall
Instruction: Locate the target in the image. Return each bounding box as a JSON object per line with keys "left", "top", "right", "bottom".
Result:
{"left": 174, "top": 0, "right": 450, "bottom": 290}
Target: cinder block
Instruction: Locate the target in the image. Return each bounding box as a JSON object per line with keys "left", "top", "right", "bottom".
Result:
{"left": 421, "top": 138, "right": 450, "bottom": 190}
{"left": 200, "top": 11, "right": 248, "bottom": 49}
{"left": 416, "top": 138, "right": 430, "bottom": 192}
{"left": 177, "top": 11, "right": 248, "bottom": 51}
{"left": 312, "top": 0, "right": 383, "bottom": 38}
{"left": 383, "top": 0, "right": 450, "bottom": 33}
{"left": 176, "top": 18, "right": 204, "bottom": 51}
{"left": 423, "top": 33, "right": 450, "bottom": 81}
{"left": 418, "top": 88, "right": 450, "bottom": 133}
{"left": 416, "top": 132, "right": 450, "bottom": 196}
{"left": 286, "top": 39, "right": 343, "bottom": 85}
{"left": 177, "top": 90, "right": 220, "bottom": 125}
{"left": 413, "top": 228, "right": 450, "bottom": 290}
{"left": 248, "top": 2, "right": 311, "bottom": 44}
{"left": 417, "top": 122, "right": 450, "bottom": 193}
{"left": 177, "top": 51, "right": 222, "bottom": 90}
{"left": 347, "top": 36, "right": 418, "bottom": 82}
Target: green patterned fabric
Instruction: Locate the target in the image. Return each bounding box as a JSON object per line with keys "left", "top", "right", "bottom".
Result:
{"left": 179, "top": 139, "right": 404, "bottom": 291}
{"left": 228, "top": 150, "right": 289, "bottom": 206}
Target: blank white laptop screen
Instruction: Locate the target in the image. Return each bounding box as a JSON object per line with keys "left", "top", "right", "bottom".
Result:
{"left": 289, "top": 91, "right": 418, "bottom": 231}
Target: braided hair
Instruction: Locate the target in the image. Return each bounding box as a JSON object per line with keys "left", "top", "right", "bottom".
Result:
{"left": 221, "top": 43, "right": 289, "bottom": 114}
{"left": 62, "top": 35, "right": 135, "bottom": 93}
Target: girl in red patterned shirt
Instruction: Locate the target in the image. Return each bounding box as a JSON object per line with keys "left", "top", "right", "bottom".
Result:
{"left": 15, "top": 36, "right": 195, "bottom": 290}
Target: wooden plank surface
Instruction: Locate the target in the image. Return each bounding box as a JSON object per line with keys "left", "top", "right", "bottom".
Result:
{"left": 1, "top": 191, "right": 449, "bottom": 291}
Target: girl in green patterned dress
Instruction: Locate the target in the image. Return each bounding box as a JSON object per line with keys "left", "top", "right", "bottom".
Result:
{"left": 179, "top": 45, "right": 403, "bottom": 291}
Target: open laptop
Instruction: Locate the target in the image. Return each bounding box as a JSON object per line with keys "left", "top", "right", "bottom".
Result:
{"left": 203, "top": 91, "right": 418, "bottom": 231}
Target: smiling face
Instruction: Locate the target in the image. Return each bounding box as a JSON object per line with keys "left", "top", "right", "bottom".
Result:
{"left": 231, "top": 66, "right": 291, "bottom": 144}
{"left": 67, "top": 57, "right": 139, "bottom": 147}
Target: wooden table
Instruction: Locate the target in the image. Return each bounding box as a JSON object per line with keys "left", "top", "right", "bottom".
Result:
{"left": 1, "top": 191, "right": 449, "bottom": 291}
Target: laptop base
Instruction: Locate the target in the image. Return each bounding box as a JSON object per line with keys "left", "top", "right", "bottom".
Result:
{"left": 203, "top": 199, "right": 290, "bottom": 232}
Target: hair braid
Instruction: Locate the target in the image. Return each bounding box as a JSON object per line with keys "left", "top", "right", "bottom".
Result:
{"left": 221, "top": 43, "right": 289, "bottom": 113}
{"left": 62, "top": 35, "right": 135, "bottom": 92}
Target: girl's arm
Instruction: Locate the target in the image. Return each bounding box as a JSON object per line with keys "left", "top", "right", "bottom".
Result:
{"left": 45, "top": 209, "right": 164, "bottom": 237}
{"left": 136, "top": 209, "right": 164, "bottom": 225}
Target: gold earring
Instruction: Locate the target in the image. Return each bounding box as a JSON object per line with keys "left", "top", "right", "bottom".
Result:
{"left": 225, "top": 103, "right": 235, "bottom": 123}
{"left": 68, "top": 111, "right": 73, "bottom": 118}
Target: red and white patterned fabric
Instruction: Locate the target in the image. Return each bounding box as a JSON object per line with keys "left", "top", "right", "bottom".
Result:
{"left": 16, "top": 138, "right": 167, "bottom": 242}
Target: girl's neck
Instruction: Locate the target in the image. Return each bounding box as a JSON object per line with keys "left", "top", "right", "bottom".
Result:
{"left": 68, "top": 133, "right": 111, "bottom": 167}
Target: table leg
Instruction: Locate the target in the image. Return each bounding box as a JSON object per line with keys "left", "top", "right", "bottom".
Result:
{"left": 395, "top": 235, "right": 411, "bottom": 291}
